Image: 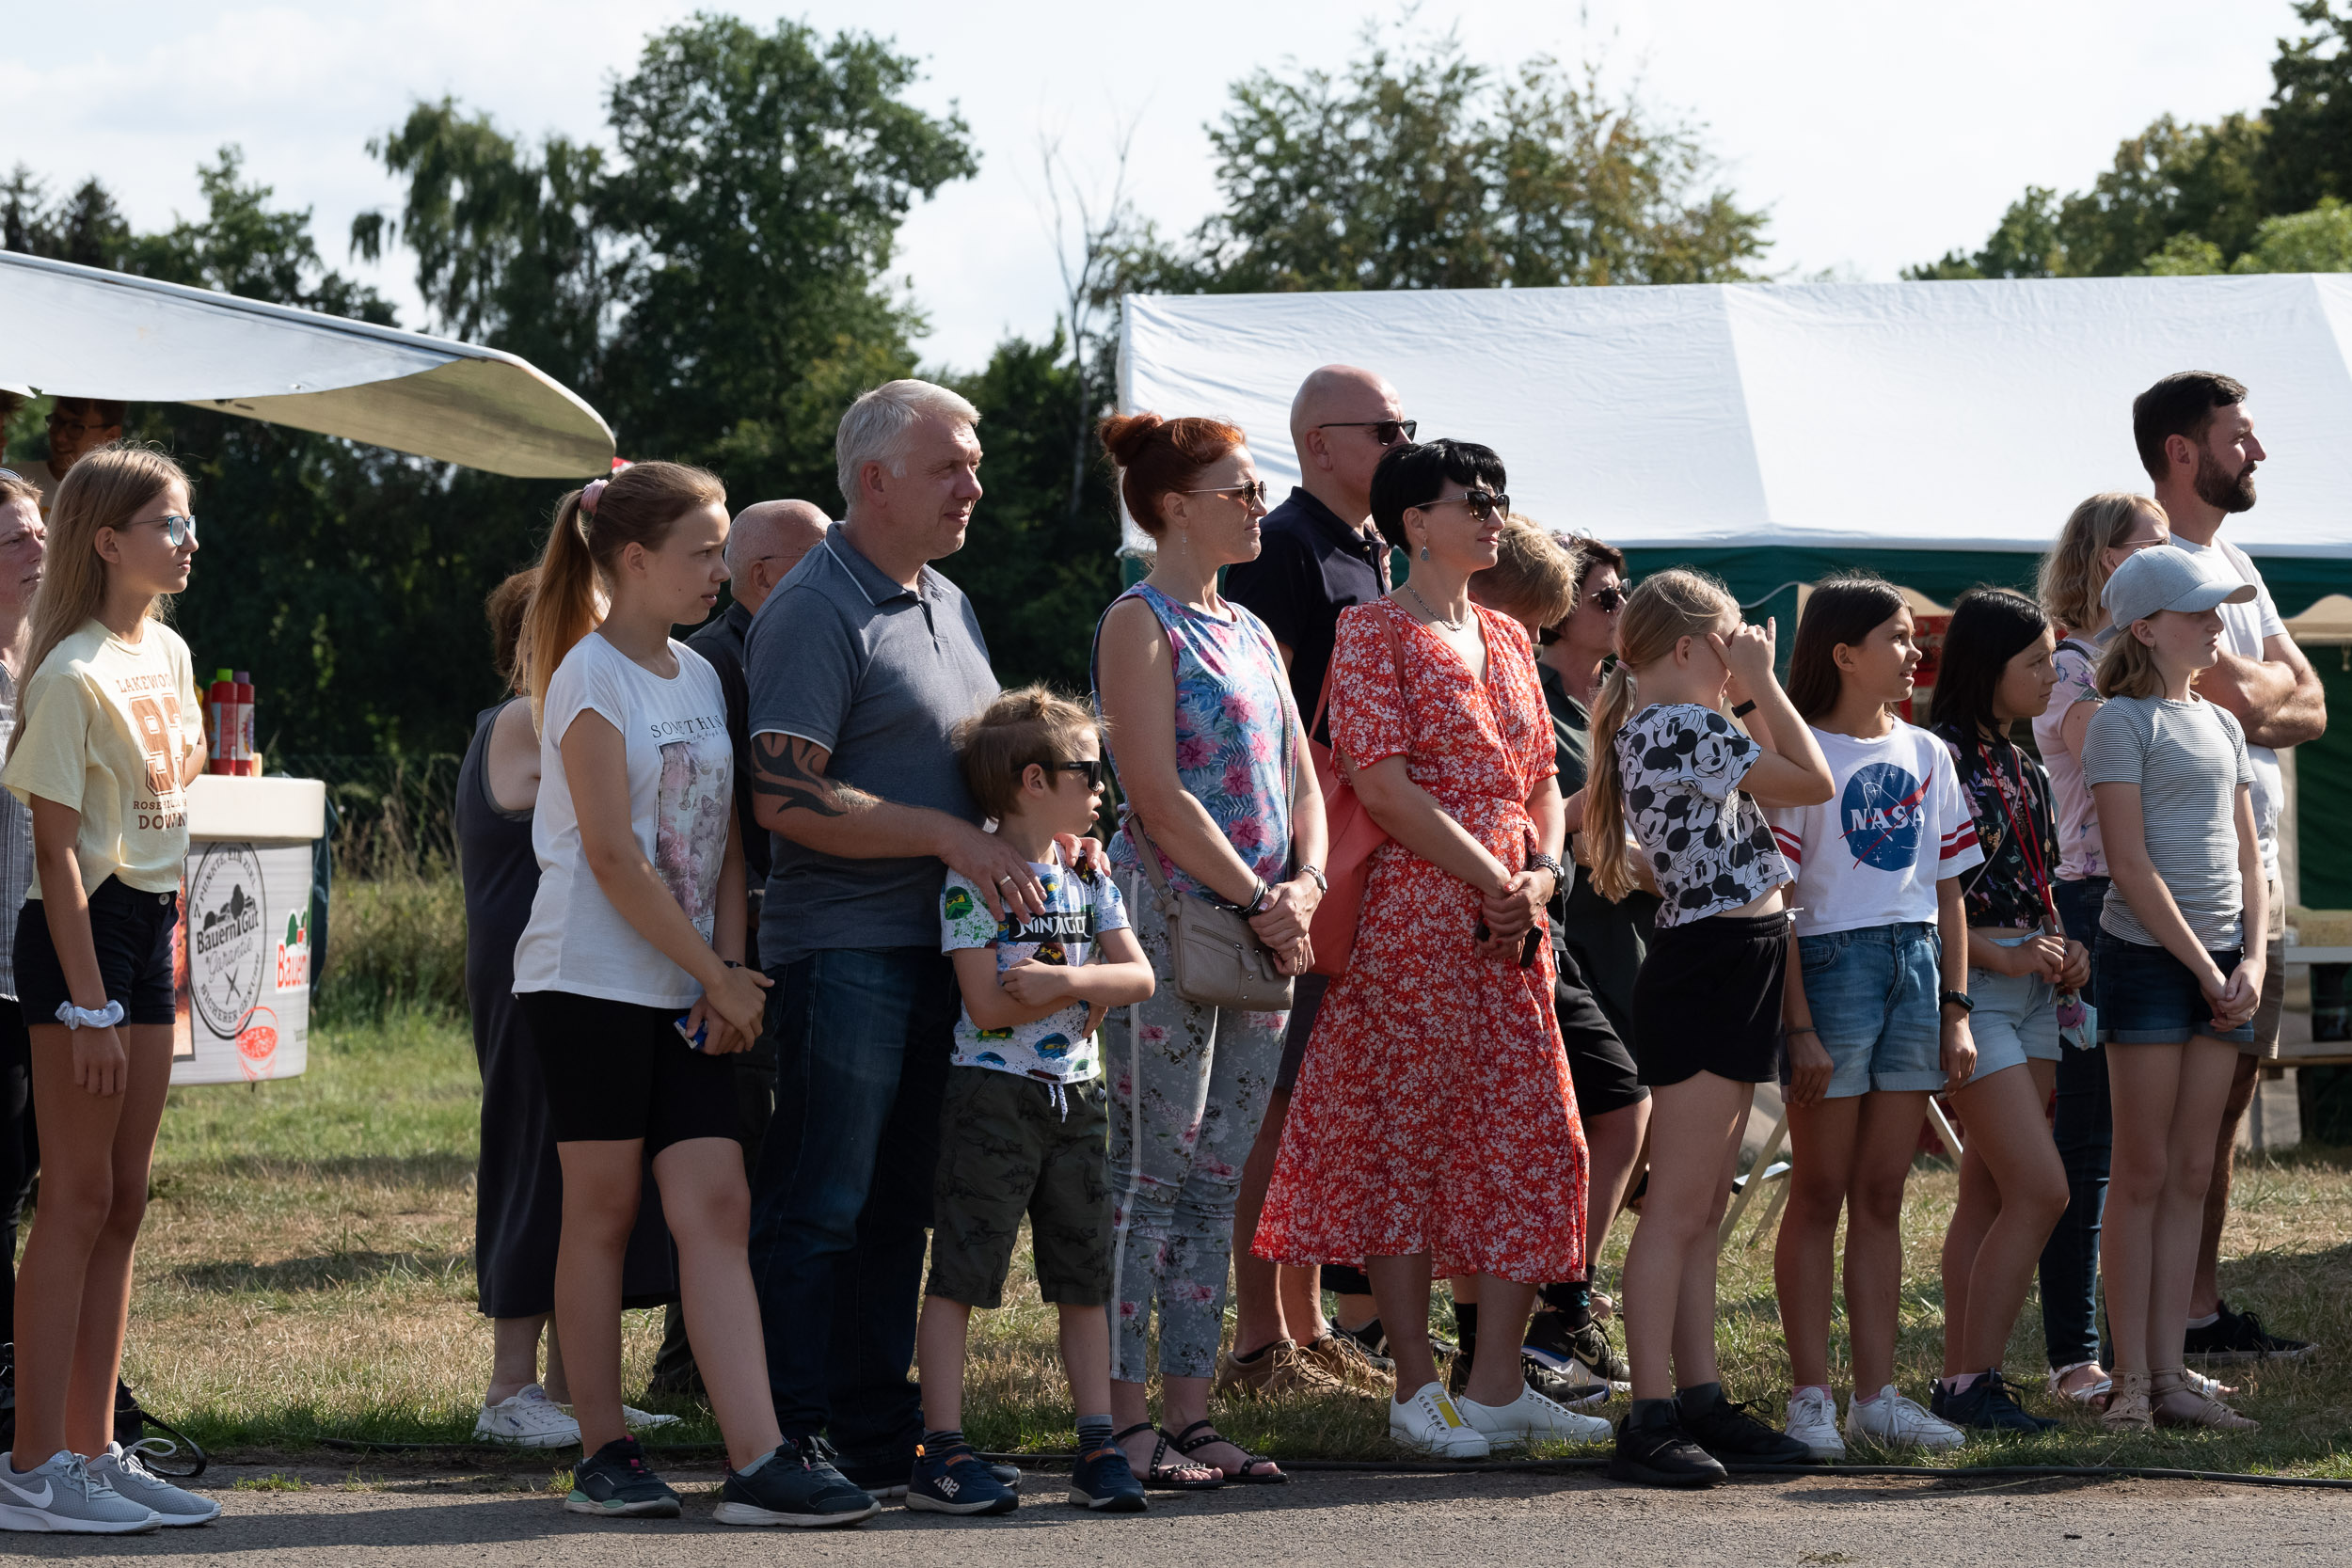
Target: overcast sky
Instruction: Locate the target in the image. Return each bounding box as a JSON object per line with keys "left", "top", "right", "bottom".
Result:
{"left": 5, "top": 1, "right": 2296, "bottom": 373}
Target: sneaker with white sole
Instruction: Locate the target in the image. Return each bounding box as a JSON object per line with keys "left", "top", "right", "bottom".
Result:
{"left": 0, "top": 1449, "right": 160, "bottom": 1534}
{"left": 1455, "top": 1385, "right": 1613, "bottom": 1448}
{"left": 1845, "top": 1386, "right": 1965, "bottom": 1451}
{"left": 1783, "top": 1387, "right": 1846, "bottom": 1460}
{"left": 1390, "top": 1381, "right": 1491, "bottom": 1459}
{"left": 475, "top": 1384, "right": 580, "bottom": 1449}
{"left": 88, "top": 1442, "right": 219, "bottom": 1527}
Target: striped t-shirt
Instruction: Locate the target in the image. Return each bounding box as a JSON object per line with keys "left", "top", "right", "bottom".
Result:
{"left": 2083, "top": 694, "right": 2254, "bottom": 952}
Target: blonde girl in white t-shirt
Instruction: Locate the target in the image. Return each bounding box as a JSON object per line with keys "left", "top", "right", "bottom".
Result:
{"left": 0, "top": 445, "right": 215, "bottom": 1531}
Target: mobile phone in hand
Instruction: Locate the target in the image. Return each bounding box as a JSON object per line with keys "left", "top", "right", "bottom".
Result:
{"left": 674, "top": 1011, "right": 708, "bottom": 1052}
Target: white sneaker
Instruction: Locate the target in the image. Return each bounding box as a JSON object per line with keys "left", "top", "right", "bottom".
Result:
{"left": 0, "top": 1449, "right": 160, "bottom": 1534}
{"left": 89, "top": 1442, "right": 220, "bottom": 1527}
{"left": 623, "top": 1404, "right": 682, "bottom": 1431}
{"left": 1845, "top": 1385, "right": 1966, "bottom": 1451}
{"left": 474, "top": 1384, "right": 580, "bottom": 1449}
{"left": 1784, "top": 1386, "right": 1846, "bottom": 1460}
{"left": 1390, "top": 1380, "right": 1491, "bottom": 1459}
{"left": 1456, "top": 1386, "right": 1613, "bottom": 1448}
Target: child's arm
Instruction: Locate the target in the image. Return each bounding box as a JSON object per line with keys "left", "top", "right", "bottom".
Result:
{"left": 685, "top": 816, "right": 759, "bottom": 1055}
{"left": 1780, "top": 931, "right": 1833, "bottom": 1108}
{"left": 28, "top": 796, "right": 124, "bottom": 1097}
{"left": 950, "top": 946, "right": 1092, "bottom": 1031}
{"left": 1716, "top": 622, "right": 1833, "bottom": 808}
{"left": 2092, "top": 781, "right": 2231, "bottom": 996}
{"left": 2216, "top": 783, "right": 2267, "bottom": 1027}
{"left": 998, "top": 927, "right": 1156, "bottom": 1010}
{"left": 1936, "top": 876, "right": 1979, "bottom": 1089}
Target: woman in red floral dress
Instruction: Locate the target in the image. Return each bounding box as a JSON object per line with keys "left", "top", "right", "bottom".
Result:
{"left": 1254, "top": 439, "right": 1599, "bottom": 1459}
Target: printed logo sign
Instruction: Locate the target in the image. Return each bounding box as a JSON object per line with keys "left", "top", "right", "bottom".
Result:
{"left": 189, "top": 843, "right": 267, "bottom": 1038}
{"left": 1838, "top": 762, "right": 1930, "bottom": 872}
{"left": 275, "top": 908, "right": 311, "bottom": 990}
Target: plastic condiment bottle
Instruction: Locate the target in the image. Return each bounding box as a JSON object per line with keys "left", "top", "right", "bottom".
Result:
{"left": 234, "top": 671, "right": 257, "bottom": 776}
{"left": 209, "top": 669, "right": 236, "bottom": 775}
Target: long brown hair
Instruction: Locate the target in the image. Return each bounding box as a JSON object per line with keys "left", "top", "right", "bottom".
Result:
{"left": 1583, "top": 568, "right": 1740, "bottom": 903}
{"left": 23, "top": 442, "right": 187, "bottom": 698}
{"left": 519, "top": 461, "right": 725, "bottom": 727}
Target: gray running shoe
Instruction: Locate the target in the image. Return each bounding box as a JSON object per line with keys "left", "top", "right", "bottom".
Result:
{"left": 0, "top": 1449, "right": 161, "bottom": 1534}
{"left": 90, "top": 1442, "right": 220, "bottom": 1527}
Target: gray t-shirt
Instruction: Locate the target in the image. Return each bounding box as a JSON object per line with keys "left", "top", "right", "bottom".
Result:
{"left": 2082, "top": 694, "right": 2253, "bottom": 952}
{"left": 745, "top": 531, "right": 999, "bottom": 964}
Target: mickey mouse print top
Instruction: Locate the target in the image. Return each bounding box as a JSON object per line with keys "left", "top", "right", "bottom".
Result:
{"left": 1612, "top": 703, "right": 1792, "bottom": 928}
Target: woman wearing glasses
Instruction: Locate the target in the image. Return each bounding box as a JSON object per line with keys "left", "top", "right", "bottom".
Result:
{"left": 1091, "top": 412, "right": 1329, "bottom": 1488}
{"left": 1254, "top": 439, "right": 1605, "bottom": 1459}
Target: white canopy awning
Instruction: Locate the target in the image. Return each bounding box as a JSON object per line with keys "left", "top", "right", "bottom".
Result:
{"left": 2, "top": 250, "right": 613, "bottom": 479}
{"left": 1119, "top": 275, "right": 2352, "bottom": 560}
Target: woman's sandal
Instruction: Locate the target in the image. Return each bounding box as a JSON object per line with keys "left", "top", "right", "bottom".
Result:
{"left": 2100, "top": 1370, "right": 2153, "bottom": 1432}
{"left": 1165, "top": 1419, "right": 1289, "bottom": 1485}
{"left": 1114, "top": 1422, "right": 1226, "bottom": 1491}
{"left": 2046, "top": 1361, "right": 2112, "bottom": 1408}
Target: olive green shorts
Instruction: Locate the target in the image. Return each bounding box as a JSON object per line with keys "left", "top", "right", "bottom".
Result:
{"left": 926, "top": 1065, "right": 1111, "bottom": 1309}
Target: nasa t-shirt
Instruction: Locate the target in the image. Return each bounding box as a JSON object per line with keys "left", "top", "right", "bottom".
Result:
{"left": 1768, "top": 723, "right": 1983, "bottom": 938}
{"left": 939, "top": 852, "right": 1126, "bottom": 1085}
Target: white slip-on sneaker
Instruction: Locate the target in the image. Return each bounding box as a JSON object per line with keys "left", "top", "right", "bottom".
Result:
{"left": 1455, "top": 1386, "right": 1613, "bottom": 1449}
{"left": 0, "top": 1449, "right": 160, "bottom": 1534}
{"left": 1390, "top": 1381, "right": 1491, "bottom": 1459}
{"left": 1845, "top": 1386, "right": 1965, "bottom": 1451}
{"left": 89, "top": 1442, "right": 220, "bottom": 1527}
{"left": 474, "top": 1384, "right": 580, "bottom": 1449}
{"left": 1784, "top": 1386, "right": 1846, "bottom": 1460}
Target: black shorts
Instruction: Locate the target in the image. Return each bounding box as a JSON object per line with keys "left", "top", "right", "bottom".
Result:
{"left": 1555, "top": 945, "right": 1647, "bottom": 1118}
{"left": 1629, "top": 911, "right": 1789, "bottom": 1088}
{"left": 1274, "top": 972, "right": 1329, "bottom": 1092}
{"left": 15, "top": 879, "right": 180, "bottom": 1028}
{"left": 518, "top": 990, "right": 744, "bottom": 1154}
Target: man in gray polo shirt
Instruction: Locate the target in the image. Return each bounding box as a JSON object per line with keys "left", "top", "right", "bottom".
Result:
{"left": 741, "top": 379, "right": 1057, "bottom": 1493}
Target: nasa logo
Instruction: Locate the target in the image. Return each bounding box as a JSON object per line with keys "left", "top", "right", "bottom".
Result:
{"left": 1838, "top": 762, "right": 1929, "bottom": 873}
{"left": 189, "top": 843, "right": 268, "bottom": 1039}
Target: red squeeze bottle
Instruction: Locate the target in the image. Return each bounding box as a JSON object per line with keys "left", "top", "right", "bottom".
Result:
{"left": 208, "top": 669, "right": 235, "bottom": 775}
{"left": 234, "top": 671, "right": 257, "bottom": 776}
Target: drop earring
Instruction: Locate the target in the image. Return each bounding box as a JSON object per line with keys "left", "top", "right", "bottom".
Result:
{"left": 1419, "top": 545, "right": 1429, "bottom": 562}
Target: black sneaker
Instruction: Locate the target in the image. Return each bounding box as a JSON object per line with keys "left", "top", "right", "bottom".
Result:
{"left": 1522, "top": 1354, "right": 1611, "bottom": 1408}
{"left": 1940, "top": 1370, "right": 2058, "bottom": 1434}
{"left": 1607, "top": 1399, "right": 1724, "bottom": 1489}
{"left": 1524, "top": 1309, "right": 1630, "bottom": 1390}
{"left": 715, "top": 1436, "right": 883, "bottom": 1527}
{"left": 2185, "top": 1302, "right": 2317, "bottom": 1365}
{"left": 565, "top": 1436, "right": 681, "bottom": 1518}
{"left": 1338, "top": 1318, "right": 1455, "bottom": 1362}
{"left": 903, "top": 1439, "right": 1018, "bottom": 1518}
{"left": 1677, "top": 1385, "right": 1817, "bottom": 1466}
{"left": 1066, "top": 1440, "right": 1148, "bottom": 1513}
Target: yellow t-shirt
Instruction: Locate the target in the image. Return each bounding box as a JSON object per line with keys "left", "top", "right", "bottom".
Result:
{"left": 1, "top": 619, "right": 202, "bottom": 899}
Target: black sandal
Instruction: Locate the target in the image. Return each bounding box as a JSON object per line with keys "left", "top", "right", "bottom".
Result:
{"left": 1114, "top": 1421, "right": 1225, "bottom": 1491}
{"left": 1165, "top": 1419, "right": 1287, "bottom": 1485}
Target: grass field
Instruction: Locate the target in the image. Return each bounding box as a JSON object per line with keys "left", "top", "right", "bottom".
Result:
{"left": 117, "top": 1012, "right": 2352, "bottom": 1478}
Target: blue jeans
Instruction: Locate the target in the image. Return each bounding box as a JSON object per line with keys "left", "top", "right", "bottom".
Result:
{"left": 2039, "top": 878, "right": 2111, "bottom": 1369}
{"left": 747, "top": 947, "right": 955, "bottom": 1481}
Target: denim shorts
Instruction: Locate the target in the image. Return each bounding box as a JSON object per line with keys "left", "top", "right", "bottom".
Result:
{"left": 2094, "top": 930, "right": 2256, "bottom": 1046}
{"left": 1786, "top": 922, "right": 1944, "bottom": 1098}
{"left": 1965, "top": 932, "right": 2062, "bottom": 1080}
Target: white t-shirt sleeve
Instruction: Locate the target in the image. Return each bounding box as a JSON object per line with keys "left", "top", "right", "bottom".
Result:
{"left": 1930, "top": 751, "right": 1985, "bottom": 879}
{"left": 1091, "top": 868, "right": 1131, "bottom": 935}
{"left": 543, "top": 640, "right": 634, "bottom": 749}
{"left": 1766, "top": 803, "right": 1805, "bottom": 869}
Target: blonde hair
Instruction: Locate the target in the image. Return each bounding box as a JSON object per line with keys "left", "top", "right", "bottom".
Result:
{"left": 519, "top": 461, "right": 726, "bottom": 728}
{"left": 1471, "top": 516, "right": 1582, "bottom": 629}
{"left": 2095, "top": 624, "right": 2167, "bottom": 700}
{"left": 2039, "top": 492, "right": 2166, "bottom": 635}
{"left": 22, "top": 442, "right": 186, "bottom": 705}
{"left": 954, "top": 685, "right": 1099, "bottom": 821}
{"left": 1583, "top": 567, "right": 1740, "bottom": 903}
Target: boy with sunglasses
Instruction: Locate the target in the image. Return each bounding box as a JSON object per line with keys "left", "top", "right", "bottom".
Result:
{"left": 912, "top": 687, "right": 1155, "bottom": 1516}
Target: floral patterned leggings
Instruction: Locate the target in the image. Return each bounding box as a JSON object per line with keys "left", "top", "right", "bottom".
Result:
{"left": 1104, "top": 879, "right": 1289, "bottom": 1383}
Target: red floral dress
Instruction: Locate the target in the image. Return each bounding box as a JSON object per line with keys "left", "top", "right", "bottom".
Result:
{"left": 1254, "top": 599, "right": 1588, "bottom": 1283}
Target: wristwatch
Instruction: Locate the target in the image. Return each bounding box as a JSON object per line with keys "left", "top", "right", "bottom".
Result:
{"left": 1731, "top": 699, "right": 1757, "bottom": 718}
{"left": 1939, "top": 990, "right": 1975, "bottom": 1015}
{"left": 1526, "top": 851, "right": 1565, "bottom": 884}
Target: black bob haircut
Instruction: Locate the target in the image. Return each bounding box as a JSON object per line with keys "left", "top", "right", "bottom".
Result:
{"left": 1369, "top": 439, "right": 1507, "bottom": 555}
{"left": 1927, "top": 588, "right": 2048, "bottom": 748}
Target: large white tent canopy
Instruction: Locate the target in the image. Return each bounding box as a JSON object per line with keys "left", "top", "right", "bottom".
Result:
{"left": 1120, "top": 276, "right": 2352, "bottom": 563}
{"left": 3, "top": 250, "right": 612, "bottom": 479}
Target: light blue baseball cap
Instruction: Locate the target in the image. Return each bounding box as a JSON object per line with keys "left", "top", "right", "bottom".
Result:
{"left": 2101, "top": 544, "right": 2256, "bottom": 626}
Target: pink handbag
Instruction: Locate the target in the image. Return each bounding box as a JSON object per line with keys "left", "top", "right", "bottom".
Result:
{"left": 1307, "top": 610, "right": 1406, "bottom": 978}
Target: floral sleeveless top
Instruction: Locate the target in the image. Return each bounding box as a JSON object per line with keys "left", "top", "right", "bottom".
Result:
{"left": 1094, "top": 581, "right": 1295, "bottom": 901}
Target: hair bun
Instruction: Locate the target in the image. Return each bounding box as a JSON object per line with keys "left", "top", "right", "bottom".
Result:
{"left": 1098, "top": 412, "right": 1167, "bottom": 466}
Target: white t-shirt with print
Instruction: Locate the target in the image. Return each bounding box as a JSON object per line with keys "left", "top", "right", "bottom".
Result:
{"left": 1767, "top": 723, "right": 1983, "bottom": 938}
{"left": 2174, "top": 533, "right": 2285, "bottom": 877}
{"left": 513, "top": 632, "right": 734, "bottom": 1008}
{"left": 940, "top": 853, "right": 1126, "bottom": 1085}
{"left": 1613, "top": 702, "right": 1792, "bottom": 927}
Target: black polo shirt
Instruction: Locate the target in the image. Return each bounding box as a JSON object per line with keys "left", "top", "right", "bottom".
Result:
{"left": 684, "top": 598, "right": 770, "bottom": 888}
{"left": 1223, "top": 486, "right": 1391, "bottom": 738}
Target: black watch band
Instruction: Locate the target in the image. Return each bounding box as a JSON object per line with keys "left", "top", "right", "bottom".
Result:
{"left": 1731, "top": 699, "right": 1757, "bottom": 718}
{"left": 1939, "top": 990, "right": 1974, "bottom": 1015}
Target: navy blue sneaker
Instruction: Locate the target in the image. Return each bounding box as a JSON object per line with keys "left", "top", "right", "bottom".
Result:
{"left": 1068, "top": 1440, "right": 1148, "bottom": 1513}
{"left": 564, "top": 1436, "right": 680, "bottom": 1518}
{"left": 1941, "top": 1370, "right": 2058, "bottom": 1434}
{"left": 905, "top": 1440, "right": 1019, "bottom": 1516}
{"left": 714, "top": 1437, "right": 881, "bottom": 1528}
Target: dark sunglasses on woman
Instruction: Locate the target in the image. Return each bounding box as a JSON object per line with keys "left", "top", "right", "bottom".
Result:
{"left": 1586, "top": 583, "right": 1629, "bottom": 612}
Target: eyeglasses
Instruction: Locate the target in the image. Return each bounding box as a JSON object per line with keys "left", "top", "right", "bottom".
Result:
{"left": 1415, "top": 488, "right": 1509, "bottom": 522}
{"left": 129, "top": 514, "right": 199, "bottom": 547}
{"left": 1316, "top": 420, "right": 1417, "bottom": 447}
{"left": 1587, "top": 583, "right": 1628, "bottom": 613}
{"left": 1052, "top": 758, "right": 1105, "bottom": 788}
{"left": 1182, "top": 479, "right": 1270, "bottom": 508}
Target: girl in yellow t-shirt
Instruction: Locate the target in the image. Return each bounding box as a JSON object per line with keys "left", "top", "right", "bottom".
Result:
{"left": 0, "top": 444, "right": 214, "bottom": 1532}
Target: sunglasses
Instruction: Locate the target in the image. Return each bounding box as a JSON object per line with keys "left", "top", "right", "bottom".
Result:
{"left": 1587, "top": 583, "right": 1628, "bottom": 612}
{"left": 1051, "top": 758, "right": 1105, "bottom": 788}
{"left": 1417, "top": 488, "right": 1509, "bottom": 522}
{"left": 130, "top": 514, "right": 199, "bottom": 547}
{"left": 1316, "top": 420, "right": 1417, "bottom": 447}
{"left": 1182, "top": 479, "right": 1270, "bottom": 508}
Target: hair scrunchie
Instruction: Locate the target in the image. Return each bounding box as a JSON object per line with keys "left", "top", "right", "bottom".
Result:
{"left": 580, "top": 478, "right": 609, "bottom": 516}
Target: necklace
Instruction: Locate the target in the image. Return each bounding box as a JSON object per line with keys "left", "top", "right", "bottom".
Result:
{"left": 1404, "top": 582, "right": 1469, "bottom": 632}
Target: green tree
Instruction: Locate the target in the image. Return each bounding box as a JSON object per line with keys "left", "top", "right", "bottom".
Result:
{"left": 2265, "top": 1, "right": 2352, "bottom": 213}
{"left": 2235, "top": 196, "right": 2352, "bottom": 270}
{"left": 1902, "top": 187, "right": 2063, "bottom": 279}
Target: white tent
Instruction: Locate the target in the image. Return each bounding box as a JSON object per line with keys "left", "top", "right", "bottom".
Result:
{"left": 1119, "top": 276, "right": 2352, "bottom": 600}
{"left": 3, "top": 250, "right": 612, "bottom": 478}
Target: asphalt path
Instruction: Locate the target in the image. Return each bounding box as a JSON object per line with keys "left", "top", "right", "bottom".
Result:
{"left": 7, "top": 1462, "right": 2347, "bottom": 1566}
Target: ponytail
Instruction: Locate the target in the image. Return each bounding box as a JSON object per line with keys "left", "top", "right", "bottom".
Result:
{"left": 1584, "top": 658, "right": 1643, "bottom": 902}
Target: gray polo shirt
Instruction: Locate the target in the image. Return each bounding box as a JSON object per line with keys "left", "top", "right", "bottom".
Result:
{"left": 744, "top": 530, "right": 999, "bottom": 963}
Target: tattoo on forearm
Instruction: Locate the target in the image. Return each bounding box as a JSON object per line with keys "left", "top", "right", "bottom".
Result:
{"left": 752, "top": 734, "right": 872, "bottom": 819}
